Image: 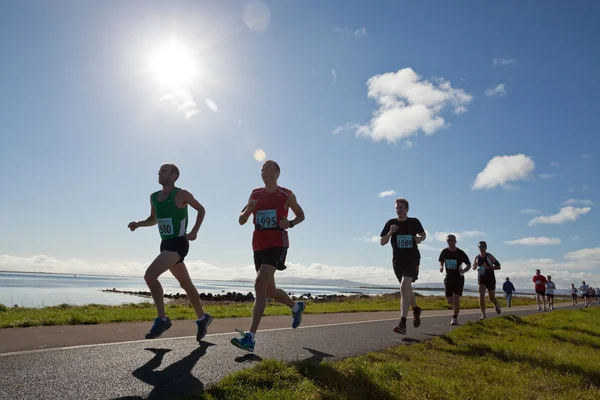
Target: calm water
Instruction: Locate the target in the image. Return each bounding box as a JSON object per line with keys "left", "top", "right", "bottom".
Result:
{"left": 0, "top": 272, "right": 417, "bottom": 308}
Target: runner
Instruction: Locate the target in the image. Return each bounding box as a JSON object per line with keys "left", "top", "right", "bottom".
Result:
{"left": 546, "top": 275, "right": 556, "bottom": 311}
{"left": 502, "top": 277, "right": 516, "bottom": 308}
{"left": 570, "top": 284, "right": 578, "bottom": 305}
{"left": 128, "top": 164, "right": 212, "bottom": 342}
{"left": 532, "top": 269, "right": 548, "bottom": 311}
{"left": 473, "top": 241, "right": 502, "bottom": 320}
{"left": 579, "top": 281, "right": 591, "bottom": 308}
{"left": 438, "top": 234, "right": 471, "bottom": 326}
{"left": 380, "top": 198, "right": 426, "bottom": 334}
{"left": 231, "top": 160, "right": 306, "bottom": 352}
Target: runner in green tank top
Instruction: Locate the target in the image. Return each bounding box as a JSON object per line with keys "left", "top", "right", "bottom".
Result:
{"left": 128, "top": 163, "right": 213, "bottom": 342}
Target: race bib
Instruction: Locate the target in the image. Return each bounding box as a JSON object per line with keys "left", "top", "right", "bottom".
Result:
{"left": 157, "top": 218, "right": 174, "bottom": 236}
{"left": 256, "top": 209, "right": 278, "bottom": 229}
{"left": 477, "top": 266, "right": 486, "bottom": 276}
{"left": 396, "top": 235, "right": 413, "bottom": 249}
{"left": 445, "top": 260, "right": 458, "bottom": 270}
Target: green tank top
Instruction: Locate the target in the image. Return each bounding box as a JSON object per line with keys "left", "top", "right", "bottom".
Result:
{"left": 151, "top": 187, "right": 188, "bottom": 240}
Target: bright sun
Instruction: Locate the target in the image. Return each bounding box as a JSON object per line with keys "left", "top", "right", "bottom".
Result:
{"left": 149, "top": 42, "right": 196, "bottom": 88}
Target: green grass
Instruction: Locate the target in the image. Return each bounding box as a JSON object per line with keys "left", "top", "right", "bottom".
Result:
{"left": 193, "top": 308, "right": 600, "bottom": 400}
{"left": 0, "top": 293, "right": 568, "bottom": 329}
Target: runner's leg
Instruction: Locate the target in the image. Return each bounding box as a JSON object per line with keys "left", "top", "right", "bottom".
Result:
{"left": 170, "top": 262, "right": 206, "bottom": 319}
{"left": 144, "top": 251, "right": 181, "bottom": 318}
{"left": 400, "top": 276, "right": 414, "bottom": 319}
{"left": 250, "top": 264, "right": 277, "bottom": 334}
{"left": 479, "top": 284, "right": 487, "bottom": 315}
{"left": 453, "top": 293, "right": 461, "bottom": 317}
{"left": 267, "top": 285, "right": 295, "bottom": 308}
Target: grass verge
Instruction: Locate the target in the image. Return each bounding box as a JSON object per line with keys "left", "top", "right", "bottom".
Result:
{"left": 0, "top": 293, "right": 569, "bottom": 329}
{"left": 195, "top": 307, "right": 600, "bottom": 399}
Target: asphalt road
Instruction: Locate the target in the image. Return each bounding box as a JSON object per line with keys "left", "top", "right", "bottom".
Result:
{"left": 0, "top": 302, "right": 582, "bottom": 400}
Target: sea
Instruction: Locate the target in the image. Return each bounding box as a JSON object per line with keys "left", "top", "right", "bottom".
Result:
{"left": 0, "top": 272, "right": 413, "bottom": 308}
{"left": 0, "top": 272, "right": 557, "bottom": 308}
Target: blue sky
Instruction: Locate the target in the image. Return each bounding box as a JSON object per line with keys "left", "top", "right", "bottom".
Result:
{"left": 1, "top": 0, "right": 599, "bottom": 288}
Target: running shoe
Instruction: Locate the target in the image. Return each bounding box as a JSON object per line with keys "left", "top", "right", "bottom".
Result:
{"left": 145, "top": 317, "right": 172, "bottom": 339}
{"left": 451, "top": 318, "right": 458, "bottom": 326}
{"left": 292, "top": 301, "right": 306, "bottom": 329}
{"left": 231, "top": 329, "right": 255, "bottom": 352}
{"left": 495, "top": 303, "right": 501, "bottom": 315}
{"left": 393, "top": 320, "right": 407, "bottom": 335}
{"left": 196, "top": 313, "right": 213, "bottom": 342}
{"left": 413, "top": 306, "right": 422, "bottom": 328}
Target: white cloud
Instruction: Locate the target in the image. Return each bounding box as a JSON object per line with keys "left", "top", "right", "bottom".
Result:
{"left": 565, "top": 247, "right": 600, "bottom": 262}
{"left": 472, "top": 154, "right": 535, "bottom": 190}
{"left": 493, "top": 58, "right": 518, "bottom": 66}
{"left": 377, "top": 190, "right": 396, "bottom": 198}
{"left": 402, "top": 141, "right": 414, "bottom": 149}
{"left": 538, "top": 173, "right": 559, "bottom": 179}
{"left": 335, "top": 68, "right": 472, "bottom": 144}
{"left": 354, "top": 27, "right": 367, "bottom": 37}
{"left": 528, "top": 206, "right": 591, "bottom": 226}
{"left": 161, "top": 90, "right": 199, "bottom": 119}
{"left": 485, "top": 83, "right": 506, "bottom": 97}
{"left": 353, "top": 234, "right": 380, "bottom": 244}
{"left": 504, "top": 237, "right": 561, "bottom": 246}
{"left": 334, "top": 26, "right": 368, "bottom": 38}
{"left": 550, "top": 162, "right": 560, "bottom": 168}
{"left": 434, "top": 230, "right": 485, "bottom": 242}
{"left": 331, "top": 69, "right": 337, "bottom": 86}
{"left": 561, "top": 199, "right": 593, "bottom": 206}
{"left": 521, "top": 209, "right": 542, "bottom": 215}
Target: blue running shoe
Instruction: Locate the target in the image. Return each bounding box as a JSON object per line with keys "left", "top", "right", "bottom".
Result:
{"left": 145, "top": 317, "right": 172, "bottom": 339}
{"left": 292, "top": 301, "right": 306, "bottom": 329}
{"left": 196, "top": 313, "right": 213, "bottom": 343}
{"left": 230, "top": 329, "right": 255, "bottom": 352}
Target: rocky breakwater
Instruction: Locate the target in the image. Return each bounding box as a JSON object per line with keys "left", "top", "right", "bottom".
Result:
{"left": 102, "top": 288, "right": 255, "bottom": 302}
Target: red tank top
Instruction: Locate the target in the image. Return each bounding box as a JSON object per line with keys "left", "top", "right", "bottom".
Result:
{"left": 251, "top": 186, "right": 291, "bottom": 251}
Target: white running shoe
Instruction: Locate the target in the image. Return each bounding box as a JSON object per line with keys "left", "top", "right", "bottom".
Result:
{"left": 537, "top": 307, "right": 541, "bottom": 311}
{"left": 479, "top": 314, "right": 486, "bottom": 320}
{"left": 451, "top": 318, "right": 458, "bottom": 326}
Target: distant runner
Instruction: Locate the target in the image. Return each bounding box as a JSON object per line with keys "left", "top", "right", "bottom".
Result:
{"left": 438, "top": 234, "right": 471, "bottom": 326}
{"left": 502, "top": 277, "right": 516, "bottom": 308}
{"left": 579, "top": 281, "right": 591, "bottom": 308}
{"left": 231, "top": 160, "right": 306, "bottom": 352}
{"left": 570, "top": 284, "right": 578, "bottom": 305}
{"left": 473, "top": 241, "right": 502, "bottom": 320}
{"left": 533, "top": 269, "right": 548, "bottom": 312}
{"left": 546, "top": 275, "right": 556, "bottom": 311}
{"left": 380, "top": 198, "right": 426, "bottom": 335}
{"left": 128, "top": 164, "right": 212, "bottom": 342}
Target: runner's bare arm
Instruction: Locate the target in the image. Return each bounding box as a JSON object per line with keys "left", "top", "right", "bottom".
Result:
{"left": 286, "top": 192, "right": 305, "bottom": 226}
{"left": 134, "top": 195, "right": 158, "bottom": 227}
{"left": 472, "top": 257, "right": 478, "bottom": 270}
{"left": 489, "top": 254, "right": 501, "bottom": 270}
{"left": 439, "top": 261, "right": 444, "bottom": 273}
{"left": 239, "top": 194, "right": 255, "bottom": 225}
{"left": 181, "top": 190, "right": 206, "bottom": 233}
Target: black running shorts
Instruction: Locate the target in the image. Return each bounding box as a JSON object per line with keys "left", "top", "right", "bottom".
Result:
{"left": 393, "top": 261, "right": 419, "bottom": 283}
{"left": 546, "top": 293, "right": 554, "bottom": 299}
{"left": 160, "top": 236, "right": 190, "bottom": 263}
{"left": 254, "top": 247, "right": 288, "bottom": 272}
{"left": 535, "top": 289, "right": 546, "bottom": 296}
{"left": 444, "top": 276, "right": 465, "bottom": 297}
{"left": 478, "top": 277, "right": 496, "bottom": 292}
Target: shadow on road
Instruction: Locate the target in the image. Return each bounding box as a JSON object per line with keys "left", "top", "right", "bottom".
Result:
{"left": 235, "top": 353, "right": 263, "bottom": 363}
{"left": 112, "top": 342, "right": 215, "bottom": 400}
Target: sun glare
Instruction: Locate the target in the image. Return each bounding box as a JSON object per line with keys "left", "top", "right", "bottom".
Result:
{"left": 149, "top": 42, "right": 196, "bottom": 88}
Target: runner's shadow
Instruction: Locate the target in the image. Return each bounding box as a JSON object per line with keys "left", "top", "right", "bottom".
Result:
{"left": 401, "top": 337, "right": 421, "bottom": 343}
{"left": 301, "top": 347, "right": 335, "bottom": 364}
{"left": 235, "top": 353, "right": 263, "bottom": 363}
{"left": 115, "top": 343, "right": 214, "bottom": 400}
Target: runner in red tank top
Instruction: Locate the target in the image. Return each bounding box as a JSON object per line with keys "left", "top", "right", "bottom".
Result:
{"left": 231, "top": 160, "right": 306, "bottom": 352}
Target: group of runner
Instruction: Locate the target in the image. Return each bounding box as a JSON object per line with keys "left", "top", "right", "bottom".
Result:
{"left": 128, "top": 161, "right": 596, "bottom": 351}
